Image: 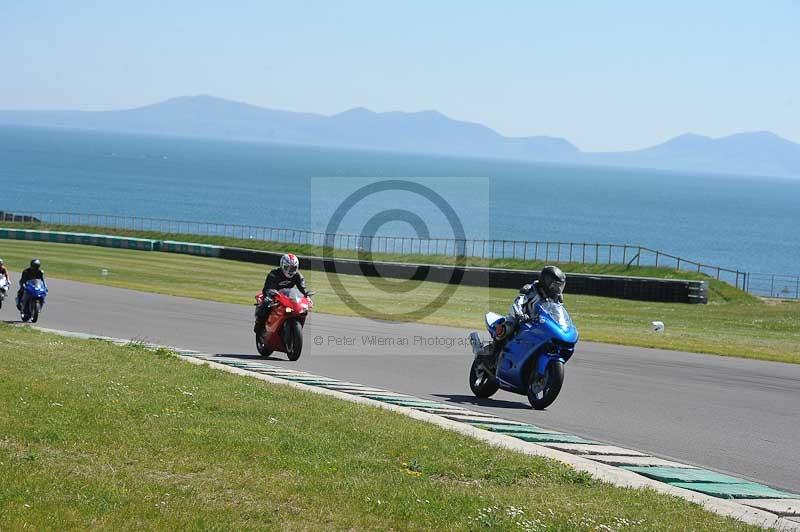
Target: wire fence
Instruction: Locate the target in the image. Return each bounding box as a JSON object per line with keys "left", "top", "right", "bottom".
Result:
{"left": 2, "top": 209, "right": 798, "bottom": 299}
{"left": 744, "top": 273, "right": 800, "bottom": 299}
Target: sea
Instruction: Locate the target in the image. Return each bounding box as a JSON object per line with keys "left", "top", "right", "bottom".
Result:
{"left": 1, "top": 125, "right": 798, "bottom": 275}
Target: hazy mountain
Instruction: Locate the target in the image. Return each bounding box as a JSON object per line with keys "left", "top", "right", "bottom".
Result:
{"left": 0, "top": 95, "right": 579, "bottom": 162}
{"left": 587, "top": 131, "right": 800, "bottom": 178}
{"left": 1, "top": 95, "right": 798, "bottom": 178}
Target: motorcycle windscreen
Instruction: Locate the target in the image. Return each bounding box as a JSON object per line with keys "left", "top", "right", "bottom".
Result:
{"left": 535, "top": 301, "right": 578, "bottom": 343}
{"left": 27, "top": 279, "right": 46, "bottom": 294}
{"left": 536, "top": 301, "right": 569, "bottom": 328}
{"left": 279, "top": 287, "right": 304, "bottom": 302}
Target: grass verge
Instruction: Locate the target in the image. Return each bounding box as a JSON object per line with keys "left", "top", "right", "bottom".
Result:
{"left": 0, "top": 323, "right": 758, "bottom": 530}
{"left": 1, "top": 239, "right": 798, "bottom": 364}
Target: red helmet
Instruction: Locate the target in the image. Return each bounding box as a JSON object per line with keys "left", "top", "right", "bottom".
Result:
{"left": 280, "top": 253, "right": 299, "bottom": 278}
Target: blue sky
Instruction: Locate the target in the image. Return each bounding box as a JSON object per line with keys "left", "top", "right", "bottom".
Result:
{"left": 1, "top": 1, "right": 798, "bottom": 151}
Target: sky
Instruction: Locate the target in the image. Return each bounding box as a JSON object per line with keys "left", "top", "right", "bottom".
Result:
{"left": 1, "top": 1, "right": 799, "bottom": 151}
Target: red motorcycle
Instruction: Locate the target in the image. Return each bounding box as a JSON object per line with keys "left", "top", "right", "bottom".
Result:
{"left": 255, "top": 287, "right": 314, "bottom": 360}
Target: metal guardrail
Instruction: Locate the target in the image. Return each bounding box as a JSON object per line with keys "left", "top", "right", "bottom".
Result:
{"left": 0, "top": 227, "right": 159, "bottom": 251}
{"left": 2, "top": 209, "right": 797, "bottom": 299}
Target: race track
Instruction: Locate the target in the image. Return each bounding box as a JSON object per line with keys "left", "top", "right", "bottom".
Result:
{"left": 7, "top": 278, "right": 799, "bottom": 493}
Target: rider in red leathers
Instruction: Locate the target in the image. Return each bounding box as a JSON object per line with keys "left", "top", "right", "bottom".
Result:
{"left": 253, "top": 253, "right": 310, "bottom": 334}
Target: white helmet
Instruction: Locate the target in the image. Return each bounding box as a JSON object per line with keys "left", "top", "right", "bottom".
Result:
{"left": 280, "top": 253, "right": 299, "bottom": 278}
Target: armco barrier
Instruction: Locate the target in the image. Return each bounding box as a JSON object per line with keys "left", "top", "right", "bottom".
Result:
{"left": 1, "top": 230, "right": 708, "bottom": 304}
{"left": 0, "top": 228, "right": 158, "bottom": 251}
{"left": 160, "top": 240, "right": 222, "bottom": 257}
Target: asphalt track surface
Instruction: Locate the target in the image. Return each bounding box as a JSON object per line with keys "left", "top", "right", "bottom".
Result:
{"left": 6, "top": 278, "right": 799, "bottom": 493}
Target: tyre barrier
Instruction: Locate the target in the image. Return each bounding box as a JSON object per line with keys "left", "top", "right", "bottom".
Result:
{"left": 0, "top": 211, "right": 41, "bottom": 223}
{"left": 1, "top": 229, "right": 708, "bottom": 303}
{"left": 220, "top": 247, "right": 708, "bottom": 304}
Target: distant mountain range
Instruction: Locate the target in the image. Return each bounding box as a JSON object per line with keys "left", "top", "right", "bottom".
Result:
{"left": 1, "top": 95, "right": 799, "bottom": 178}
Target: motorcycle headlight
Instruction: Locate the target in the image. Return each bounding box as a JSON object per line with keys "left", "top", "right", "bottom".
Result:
{"left": 285, "top": 307, "right": 293, "bottom": 313}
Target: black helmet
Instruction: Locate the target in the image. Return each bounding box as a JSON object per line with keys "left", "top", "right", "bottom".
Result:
{"left": 30, "top": 258, "right": 41, "bottom": 269}
{"left": 539, "top": 265, "right": 566, "bottom": 301}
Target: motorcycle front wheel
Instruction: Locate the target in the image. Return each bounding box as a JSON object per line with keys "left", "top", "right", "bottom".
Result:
{"left": 527, "top": 360, "right": 564, "bottom": 410}
{"left": 285, "top": 320, "right": 303, "bottom": 361}
{"left": 32, "top": 300, "right": 42, "bottom": 323}
{"left": 469, "top": 358, "right": 499, "bottom": 398}
{"left": 21, "top": 299, "right": 31, "bottom": 322}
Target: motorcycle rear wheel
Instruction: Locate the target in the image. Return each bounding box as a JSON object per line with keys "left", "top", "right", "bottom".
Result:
{"left": 527, "top": 360, "right": 564, "bottom": 410}
{"left": 469, "top": 358, "right": 499, "bottom": 398}
{"left": 286, "top": 320, "right": 303, "bottom": 361}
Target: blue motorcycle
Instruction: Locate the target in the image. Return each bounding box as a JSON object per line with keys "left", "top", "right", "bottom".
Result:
{"left": 19, "top": 279, "right": 48, "bottom": 323}
{"left": 469, "top": 300, "right": 578, "bottom": 409}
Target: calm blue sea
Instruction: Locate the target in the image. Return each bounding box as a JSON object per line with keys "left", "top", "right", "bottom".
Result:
{"left": 1, "top": 125, "right": 798, "bottom": 274}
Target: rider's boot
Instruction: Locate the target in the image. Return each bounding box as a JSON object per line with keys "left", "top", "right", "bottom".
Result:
{"left": 254, "top": 302, "right": 268, "bottom": 334}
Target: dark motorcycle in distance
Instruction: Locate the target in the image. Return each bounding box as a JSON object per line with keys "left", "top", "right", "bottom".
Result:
{"left": 19, "top": 279, "right": 48, "bottom": 323}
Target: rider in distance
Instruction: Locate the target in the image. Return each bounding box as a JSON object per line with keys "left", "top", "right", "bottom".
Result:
{"left": 253, "top": 253, "right": 311, "bottom": 335}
